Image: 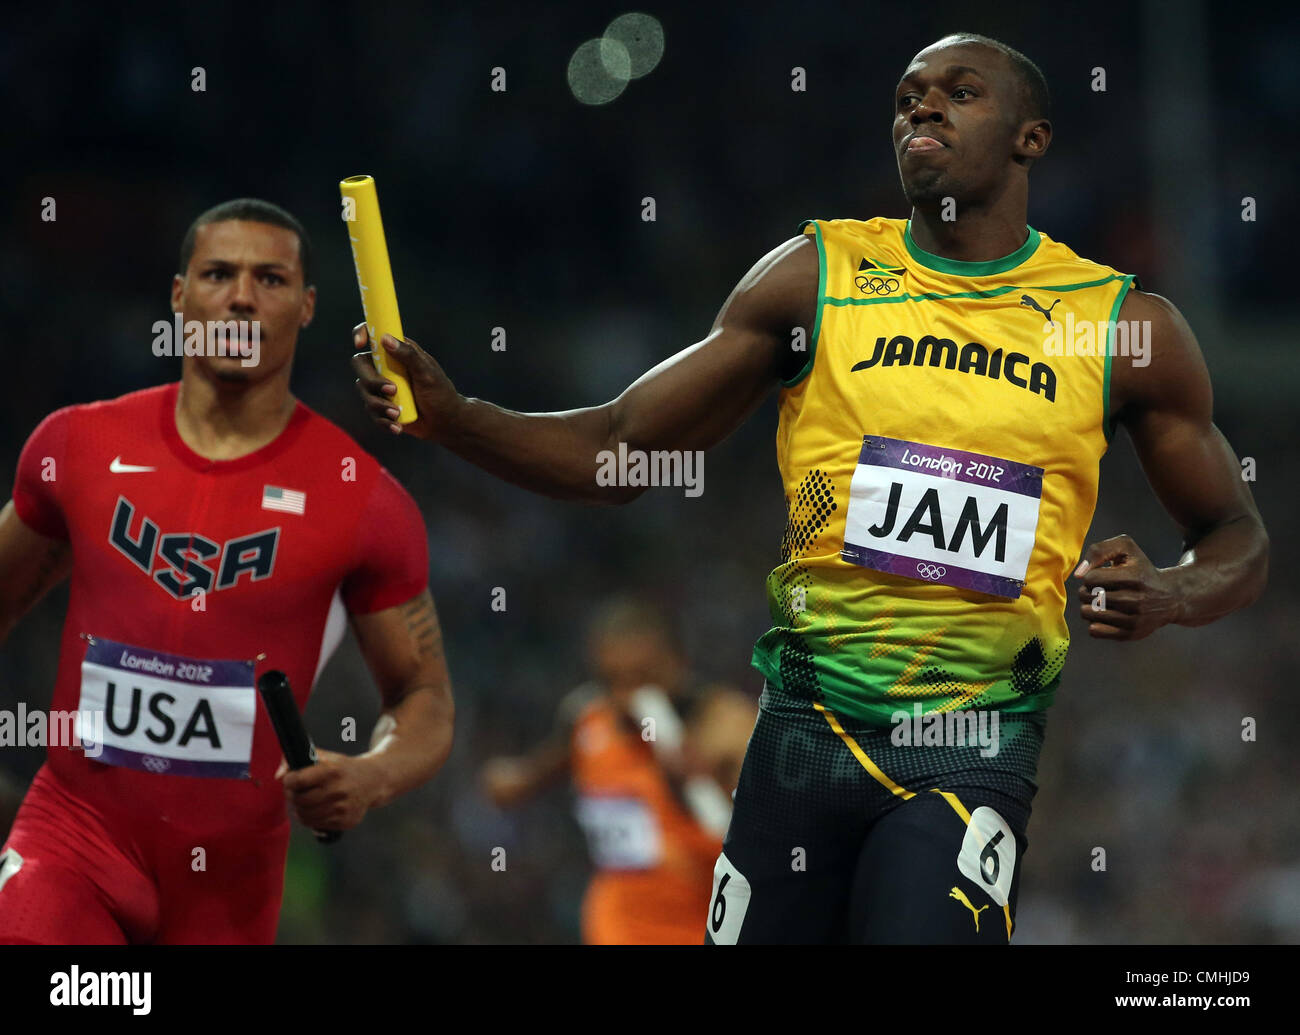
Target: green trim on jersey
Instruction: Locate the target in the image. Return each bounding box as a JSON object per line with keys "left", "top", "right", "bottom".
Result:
{"left": 821, "top": 272, "right": 1128, "bottom": 308}
{"left": 783, "top": 219, "right": 826, "bottom": 388}
{"left": 904, "top": 220, "right": 1042, "bottom": 276}
{"left": 1102, "top": 273, "right": 1138, "bottom": 443}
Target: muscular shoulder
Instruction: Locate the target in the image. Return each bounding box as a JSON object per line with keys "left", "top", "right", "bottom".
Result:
{"left": 40, "top": 384, "right": 171, "bottom": 434}
{"left": 293, "top": 408, "right": 425, "bottom": 567}
{"left": 730, "top": 233, "right": 819, "bottom": 323}
{"left": 722, "top": 233, "right": 819, "bottom": 381}
{"left": 1117, "top": 288, "right": 1185, "bottom": 328}
{"left": 1110, "top": 289, "right": 1211, "bottom": 422}
{"left": 16, "top": 385, "right": 172, "bottom": 473}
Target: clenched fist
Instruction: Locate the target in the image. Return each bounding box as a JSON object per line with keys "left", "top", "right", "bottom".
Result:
{"left": 1074, "top": 534, "right": 1183, "bottom": 641}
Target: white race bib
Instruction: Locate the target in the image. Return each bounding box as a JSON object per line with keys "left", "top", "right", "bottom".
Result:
{"left": 957, "top": 806, "right": 1017, "bottom": 907}
{"left": 841, "top": 436, "right": 1043, "bottom": 599}
{"left": 574, "top": 795, "right": 662, "bottom": 870}
{"left": 705, "top": 851, "right": 752, "bottom": 945}
{"left": 77, "top": 636, "right": 256, "bottom": 779}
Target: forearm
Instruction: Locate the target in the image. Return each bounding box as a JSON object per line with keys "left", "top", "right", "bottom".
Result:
{"left": 358, "top": 684, "right": 454, "bottom": 809}
{"left": 437, "top": 326, "right": 779, "bottom": 503}
{"left": 1165, "top": 513, "right": 1269, "bottom": 627}
{"left": 442, "top": 397, "right": 630, "bottom": 504}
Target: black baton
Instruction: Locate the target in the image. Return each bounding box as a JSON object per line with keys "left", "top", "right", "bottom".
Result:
{"left": 257, "top": 669, "right": 341, "bottom": 844}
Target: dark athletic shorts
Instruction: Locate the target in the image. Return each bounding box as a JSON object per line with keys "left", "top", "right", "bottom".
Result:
{"left": 705, "top": 680, "right": 1046, "bottom": 944}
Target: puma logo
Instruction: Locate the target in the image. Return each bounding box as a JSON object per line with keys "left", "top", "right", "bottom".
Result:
{"left": 1019, "top": 294, "right": 1060, "bottom": 323}
{"left": 949, "top": 886, "right": 989, "bottom": 932}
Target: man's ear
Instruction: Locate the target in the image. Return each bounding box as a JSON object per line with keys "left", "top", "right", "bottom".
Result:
{"left": 170, "top": 273, "right": 185, "bottom": 314}
{"left": 300, "top": 284, "right": 317, "bottom": 328}
{"left": 1016, "top": 118, "right": 1052, "bottom": 162}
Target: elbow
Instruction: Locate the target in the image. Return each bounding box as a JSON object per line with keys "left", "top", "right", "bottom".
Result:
{"left": 591, "top": 403, "right": 649, "bottom": 506}
{"left": 1228, "top": 518, "right": 1270, "bottom": 614}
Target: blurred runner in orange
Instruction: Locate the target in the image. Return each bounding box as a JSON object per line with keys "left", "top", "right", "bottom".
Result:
{"left": 481, "top": 598, "right": 755, "bottom": 944}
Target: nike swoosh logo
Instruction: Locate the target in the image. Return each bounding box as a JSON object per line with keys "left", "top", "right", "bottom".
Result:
{"left": 109, "top": 456, "right": 156, "bottom": 473}
{"left": 0, "top": 848, "right": 23, "bottom": 894}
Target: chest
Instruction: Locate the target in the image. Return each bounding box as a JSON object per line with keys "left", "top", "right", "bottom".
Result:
{"left": 68, "top": 456, "right": 357, "bottom": 607}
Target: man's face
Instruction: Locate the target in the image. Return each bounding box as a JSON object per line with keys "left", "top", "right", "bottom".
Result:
{"left": 893, "top": 41, "right": 1024, "bottom": 206}
{"left": 592, "top": 632, "right": 684, "bottom": 705}
{"left": 170, "top": 219, "right": 315, "bottom": 383}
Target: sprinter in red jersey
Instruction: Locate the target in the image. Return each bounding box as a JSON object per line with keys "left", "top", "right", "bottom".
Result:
{"left": 0, "top": 199, "right": 454, "bottom": 944}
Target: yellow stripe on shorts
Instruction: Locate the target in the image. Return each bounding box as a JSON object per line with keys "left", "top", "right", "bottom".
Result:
{"left": 815, "top": 700, "right": 1015, "bottom": 942}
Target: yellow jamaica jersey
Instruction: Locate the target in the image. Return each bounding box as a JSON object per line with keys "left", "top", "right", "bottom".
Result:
{"left": 750, "top": 216, "right": 1138, "bottom": 726}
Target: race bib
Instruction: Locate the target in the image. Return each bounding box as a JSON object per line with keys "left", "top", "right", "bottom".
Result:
{"left": 77, "top": 636, "right": 256, "bottom": 778}
{"left": 841, "top": 436, "right": 1043, "bottom": 599}
{"left": 706, "top": 851, "right": 752, "bottom": 945}
{"left": 956, "top": 806, "right": 1017, "bottom": 908}
{"left": 574, "top": 795, "right": 662, "bottom": 870}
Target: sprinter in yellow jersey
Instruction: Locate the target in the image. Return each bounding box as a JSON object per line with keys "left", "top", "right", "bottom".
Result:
{"left": 351, "top": 33, "right": 1268, "bottom": 943}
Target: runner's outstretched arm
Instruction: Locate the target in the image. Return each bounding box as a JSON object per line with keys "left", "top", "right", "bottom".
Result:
{"left": 350, "top": 236, "right": 818, "bottom": 503}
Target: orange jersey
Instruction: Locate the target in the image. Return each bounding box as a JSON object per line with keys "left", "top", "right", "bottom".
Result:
{"left": 569, "top": 698, "right": 720, "bottom": 944}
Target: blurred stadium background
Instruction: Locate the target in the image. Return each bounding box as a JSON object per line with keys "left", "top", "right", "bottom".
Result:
{"left": 0, "top": 0, "right": 1296, "bottom": 943}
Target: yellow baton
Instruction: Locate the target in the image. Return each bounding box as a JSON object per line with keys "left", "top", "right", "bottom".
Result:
{"left": 340, "top": 175, "right": 418, "bottom": 424}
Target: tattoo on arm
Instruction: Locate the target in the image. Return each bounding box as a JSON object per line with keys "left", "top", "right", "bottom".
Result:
{"left": 399, "top": 590, "right": 445, "bottom": 668}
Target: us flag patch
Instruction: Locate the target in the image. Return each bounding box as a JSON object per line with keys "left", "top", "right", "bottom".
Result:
{"left": 262, "top": 485, "right": 306, "bottom": 515}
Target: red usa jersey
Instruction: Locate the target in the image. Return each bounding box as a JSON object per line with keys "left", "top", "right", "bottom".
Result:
{"left": 10, "top": 382, "right": 429, "bottom": 837}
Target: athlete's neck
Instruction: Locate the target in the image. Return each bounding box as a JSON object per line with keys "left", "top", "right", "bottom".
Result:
{"left": 174, "top": 365, "right": 297, "bottom": 461}
{"left": 907, "top": 204, "right": 1030, "bottom": 264}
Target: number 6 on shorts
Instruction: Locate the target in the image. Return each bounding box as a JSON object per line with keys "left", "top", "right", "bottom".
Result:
{"left": 705, "top": 852, "right": 752, "bottom": 944}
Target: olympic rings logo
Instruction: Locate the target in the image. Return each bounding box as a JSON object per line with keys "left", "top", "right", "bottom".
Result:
{"left": 855, "top": 275, "right": 900, "bottom": 295}
{"left": 916, "top": 563, "right": 947, "bottom": 580}
{"left": 141, "top": 755, "right": 171, "bottom": 773}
